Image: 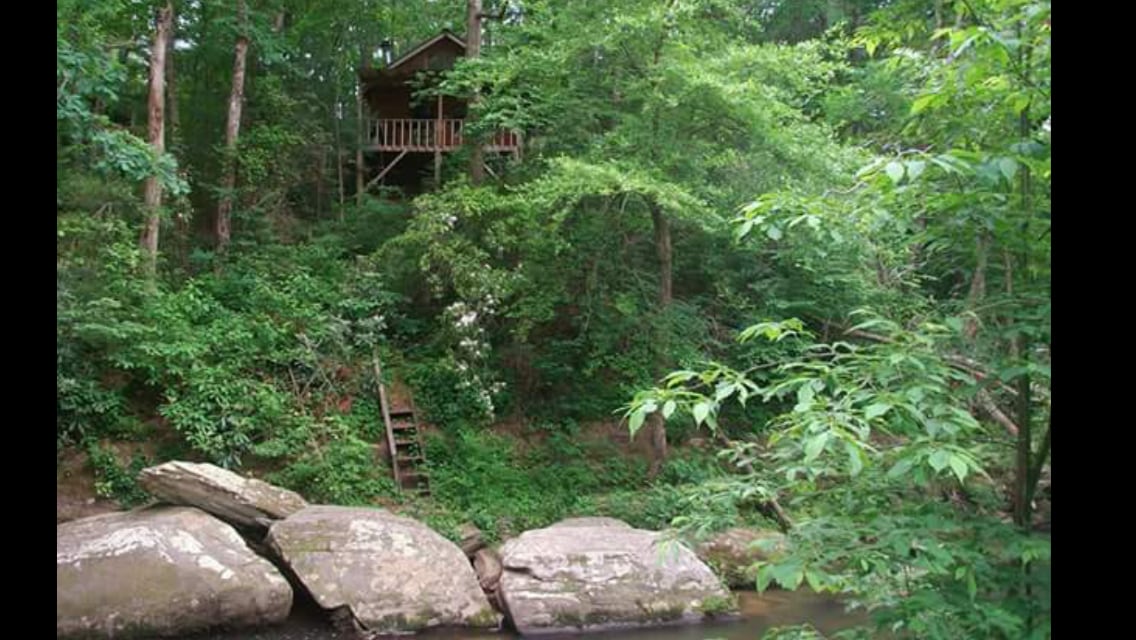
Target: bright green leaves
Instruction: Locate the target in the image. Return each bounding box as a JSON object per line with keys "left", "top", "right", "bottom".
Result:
{"left": 888, "top": 442, "right": 985, "bottom": 485}
{"left": 628, "top": 405, "right": 648, "bottom": 438}
{"left": 692, "top": 401, "right": 711, "bottom": 427}
{"left": 755, "top": 560, "right": 804, "bottom": 592}
{"left": 884, "top": 161, "right": 905, "bottom": 184}
{"left": 865, "top": 402, "right": 892, "bottom": 420}
{"left": 624, "top": 362, "right": 759, "bottom": 437}
{"left": 803, "top": 431, "right": 829, "bottom": 462}
{"left": 737, "top": 319, "right": 807, "bottom": 343}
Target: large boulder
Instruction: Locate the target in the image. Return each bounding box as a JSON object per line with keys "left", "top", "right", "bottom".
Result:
{"left": 58, "top": 506, "right": 292, "bottom": 639}
{"left": 499, "top": 517, "right": 736, "bottom": 635}
{"left": 138, "top": 461, "right": 307, "bottom": 531}
{"left": 696, "top": 528, "right": 789, "bottom": 589}
{"left": 266, "top": 505, "right": 500, "bottom": 633}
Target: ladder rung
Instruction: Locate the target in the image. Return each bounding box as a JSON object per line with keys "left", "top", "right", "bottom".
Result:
{"left": 388, "top": 408, "right": 414, "bottom": 417}
{"left": 393, "top": 438, "right": 418, "bottom": 446}
{"left": 397, "top": 455, "right": 424, "bottom": 462}
{"left": 391, "top": 422, "right": 416, "bottom": 430}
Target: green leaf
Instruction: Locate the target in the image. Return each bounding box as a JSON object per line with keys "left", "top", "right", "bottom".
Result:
{"left": 715, "top": 383, "right": 735, "bottom": 401}
{"left": 772, "top": 563, "right": 804, "bottom": 590}
{"left": 662, "top": 400, "right": 676, "bottom": 419}
{"left": 885, "top": 161, "right": 905, "bottom": 184}
{"left": 805, "top": 569, "right": 824, "bottom": 592}
{"left": 736, "top": 219, "right": 755, "bottom": 240}
{"left": 864, "top": 402, "right": 891, "bottom": 420}
{"left": 692, "top": 402, "right": 710, "bottom": 426}
{"left": 998, "top": 157, "right": 1018, "bottom": 181}
{"left": 804, "top": 432, "right": 829, "bottom": 462}
{"left": 665, "top": 371, "right": 697, "bottom": 386}
{"left": 887, "top": 457, "right": 913, "bottom": 478}
{"left": 906, "top": 160, "right": 926, "bottom": 180}
{"left": 910, "top": 94, "right": 936, "bottom": 115}
{"left": 845, "top": 440, "right": 863, "bottom": 476}
{"left": 629, "top": 409, "right": 646, "bottom": 436}
{"left": 928, "top": 449, "right": 950, "bottom": 472}
{"left": 755, "top": 563, "right": 774, "bottom": 592}
{"left": 766, "top": 225, "right": 783, "bottom": 241}
{"left": 948, "top": 454, "right": 968, "bottom": 483}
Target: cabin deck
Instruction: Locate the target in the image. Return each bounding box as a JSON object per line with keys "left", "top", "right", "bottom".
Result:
{"left": 364, "top": 118, "right": 520, "bottom": 153}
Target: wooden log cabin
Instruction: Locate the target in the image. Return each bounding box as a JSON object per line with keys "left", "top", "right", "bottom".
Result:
{"left": 358, "top": 30, "right": 520, "bottom": 193}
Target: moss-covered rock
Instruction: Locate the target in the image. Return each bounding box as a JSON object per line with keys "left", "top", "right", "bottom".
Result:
{"left": 499, "top": 517, "right": 736, "bottom": 634}
{"left": 57, "top": 506, "right": 292, "bottom": 639}
{"left": 267, "top": 505, "right": 500, "bottom": 633}
{"left": 696, "top": 528, "right": 789, "bottom": 589}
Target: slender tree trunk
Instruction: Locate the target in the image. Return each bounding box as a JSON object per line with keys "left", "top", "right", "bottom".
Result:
{"left": 140, "top": 2, "right": 173, "bottom": 279}
{"left": 166, "top": 3, "right": 189, "bottom": 268}
{"left": 963, "top": 231, "right": 989, "bottom": 339}
{"left": 1011, "top": 30, "right": 1035, "bottom": 529}
{"left": 467, "top": 0, "right": 485, "bottom": 184}
{"left": 356, "top": 44, "right": 369, "bottom": 205}
{"left": 355, "top": 88, "right": 364, "bottom": 204}
{"left": 316, "top": 146, "right": 326, "bottom": 218}
{"left": 334, "top": 88, "right": 345, "bottom": 212}
{"left": 215, "top": 0, "right": 249, "bottom": 252}
{"left": 166, "top": 5, "right": 180, "bottom": 153}
{"left": 646, "top": 202, "right": 673, "bottom": 480}
{"left": 652, "top": 205, "right": 673, "bottom": 307}
{"left": 337, "top": 150, "right": 346, "bottom": 212}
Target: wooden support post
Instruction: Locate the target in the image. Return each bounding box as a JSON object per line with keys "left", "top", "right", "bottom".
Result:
{"left": 364, "top": 149, "right": 407, "bottom": 192}
{"left": 435, "top": 94, "right": 443, "bottom": 185}
{"left": 372, "top": 350, "right": 400, "bottom": 485}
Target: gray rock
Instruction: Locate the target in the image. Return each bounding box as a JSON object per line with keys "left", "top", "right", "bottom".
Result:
{"left": 458, "top": 522, "right": 485, "bottom": 557}
{"left": 139, "top": 461, "right": 307, "bottom": 531}
{"left": 474, "top": 547, "right": 504, "bottom": 613}
{"left": 57, "top": 506, "right": 292, "bottom": 639}
{"left": 695, "top": 528, "right": 789, "bottom": 589}
{"left": 474, "top": 547, "right": 503, "bottom": 592}
{"left": 499, "top": 517, "right": 736, "bottom": 635}
{"left": 267, "top": 505, "right": 500, "bottom": 633}
{"left": 548, "top": 516, "right": 632, "bottom": 529}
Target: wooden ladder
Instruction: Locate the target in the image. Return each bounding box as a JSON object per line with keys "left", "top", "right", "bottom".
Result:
{"left": 372, "top": 352, "right": 430, "bottom": 496}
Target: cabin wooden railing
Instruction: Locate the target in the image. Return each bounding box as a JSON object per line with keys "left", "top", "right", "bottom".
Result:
{"left": 365, "top": 119, "right": 520, "bottom": 152}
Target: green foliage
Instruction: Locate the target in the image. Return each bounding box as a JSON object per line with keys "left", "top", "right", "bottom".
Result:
{"left": 424, "top": 429, "right": 587, "bottom": 540}
{"left": 268, "top": 431, "right": 399, "bottom": 505}
{"left": 58, "top": 3, "right": 1050, "bottom": 636}
{"left": 87, "top": 444, "right": 151, "bottom": 508}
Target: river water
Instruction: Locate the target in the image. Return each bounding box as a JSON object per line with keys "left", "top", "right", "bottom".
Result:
{"left": 160, "top": 590, "right": 866, "bottom": 640}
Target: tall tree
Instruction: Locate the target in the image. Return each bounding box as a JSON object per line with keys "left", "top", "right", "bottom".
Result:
{"left": 465, "top": 0, "right": 484, "bottom": 184}
{"left": 215, "top": 0, "right": 250, "bottom": 252}
{"left": 140, "top": 2, "right": 174, "bottom": 277}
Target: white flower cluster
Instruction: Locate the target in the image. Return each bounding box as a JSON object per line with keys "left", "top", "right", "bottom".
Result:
{"left": 444, "top": 298, "right": 505, "bottom": 419}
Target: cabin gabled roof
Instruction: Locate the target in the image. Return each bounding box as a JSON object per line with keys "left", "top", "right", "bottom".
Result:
{"left": 386, "top": 29, "right": 466, "bottom": 71}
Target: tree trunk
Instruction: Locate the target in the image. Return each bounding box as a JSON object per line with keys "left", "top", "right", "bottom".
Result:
{"left": 334, "top": 88, "right": 345, "bottom": 212}
{"left": 1011, "top": 55, "right": 1036, "bottom": 529}
{"left": 963, "top": 231, "right": 989, "bottom": 339}
{"left": 652, "top": 205, "right": 673, "bottom": 307}
{"left": 139, "top": 2, "right": 173, "bottom": 278}
{"left": 165, "top": 4, "right": 180, "bottom": 153}
{"left": 646, "top": 202, "right": 673, "bottom": 480}
{"left": 356, "top": 44, "right": 369, "bottom": 205}
{"left": 215, "top": 0, "right": 249, "bottom": 252}
{"left": 316, "top": 146, "right": 326, "bottom": 219}
{"left": 466, "top": 0, "right": 485, "bottom": 184}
